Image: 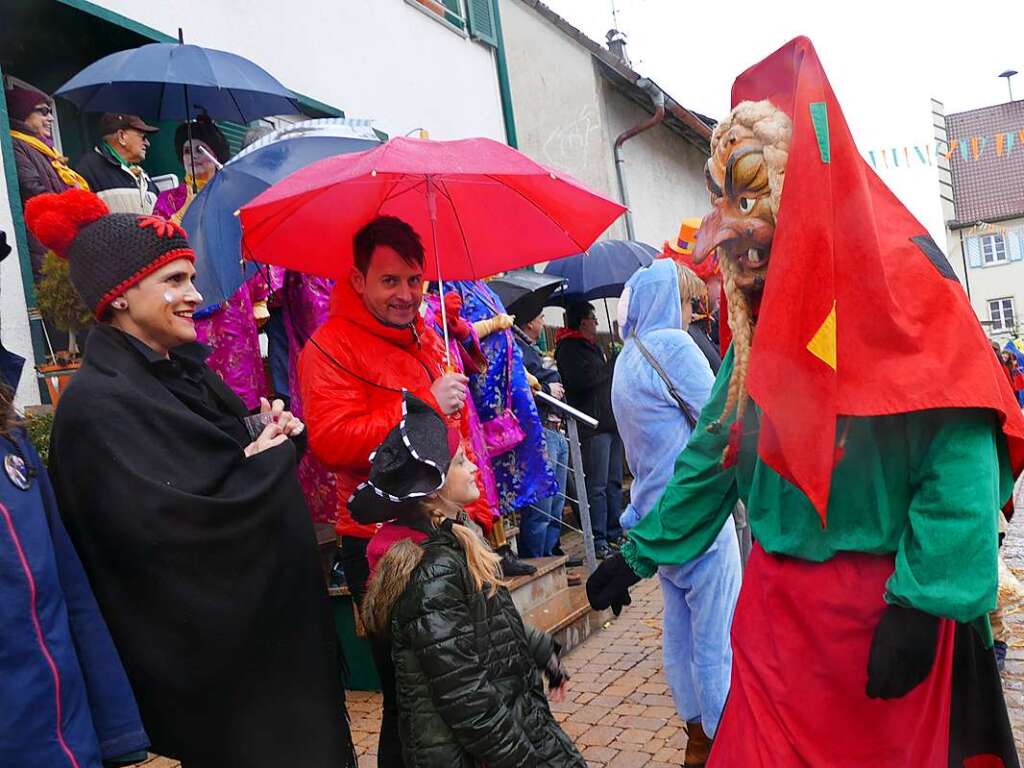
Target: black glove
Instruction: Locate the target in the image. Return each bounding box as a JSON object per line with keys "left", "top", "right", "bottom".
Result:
{"left": 544, "top": 652, "right": 570, "bottom": 690}
{"left": 866, "top": 604, "right": 941, "bottom": 699}
{"left": 586, "top": 552, "right": 641, "bottom": 616}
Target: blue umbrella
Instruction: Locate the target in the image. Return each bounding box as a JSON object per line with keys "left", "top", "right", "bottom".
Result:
{"left": 544, "top": 239, "right": 657, "bottom": 305}
{"left": 55, "top": 41, "right": 300, "bottom": 123}
{"left": 181, "top": 119, "right": 380, "bottom": 307}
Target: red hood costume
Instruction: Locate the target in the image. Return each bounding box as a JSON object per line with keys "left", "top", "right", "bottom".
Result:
{"left": 589, "top": 36, "right": 1021, "bottom": 768}
{"left": 729, "top": 37, "right": 1024, "bottom": 518}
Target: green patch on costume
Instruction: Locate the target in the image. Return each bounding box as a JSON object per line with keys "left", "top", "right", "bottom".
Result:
{"left": 809, "top": 101, "right": 830, "bottom": 163}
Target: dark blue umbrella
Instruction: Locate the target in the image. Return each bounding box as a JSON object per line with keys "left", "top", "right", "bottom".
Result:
{"left": 55, "top": 41, "right": 300, "bottom": 123}
{"left": 182, "top": 119, "right": 380, "bottom": 307}
{"left": 488, "top": 270, "right": 566, "bottom": 323}
{"left": 544, "top": 239, "right": 657, "bottom": 305}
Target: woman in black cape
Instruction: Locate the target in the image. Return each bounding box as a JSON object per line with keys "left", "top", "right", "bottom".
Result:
{"left": 27, "top": 189, "right": 357, "bottom": 768}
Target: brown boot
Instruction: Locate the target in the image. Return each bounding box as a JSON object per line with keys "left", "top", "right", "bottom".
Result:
{"left": 683, "top": 720, "right": 712, "bottom": 767}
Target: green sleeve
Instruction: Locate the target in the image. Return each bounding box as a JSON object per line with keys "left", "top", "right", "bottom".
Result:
{"left": 622, "top": 348, "right": 740, "bottom": 578}
{"left": 885, "top": 409, "right": 1011, "bottom": 630}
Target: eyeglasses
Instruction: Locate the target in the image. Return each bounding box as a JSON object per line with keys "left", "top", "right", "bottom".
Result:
{"left": 32, "top": 105, "right": 53, "bottom": 116}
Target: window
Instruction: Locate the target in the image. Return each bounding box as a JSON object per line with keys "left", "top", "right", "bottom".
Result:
{"left": 982, "top": 234, "right": 1008, "bottom": 265}
{"left": 989, "top": 297, "right": 1016, "bottom": 332}
{"left": 406, "top": 0, "right": 467, "bottom": 32}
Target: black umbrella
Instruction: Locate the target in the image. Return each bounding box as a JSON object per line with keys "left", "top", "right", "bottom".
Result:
{"left": 488, "top": 270, "right": 566, "bottom": 324}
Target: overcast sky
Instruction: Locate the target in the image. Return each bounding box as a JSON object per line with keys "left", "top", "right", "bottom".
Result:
{"left": 538, "top": 0, "right": 1023, "bottom": 242}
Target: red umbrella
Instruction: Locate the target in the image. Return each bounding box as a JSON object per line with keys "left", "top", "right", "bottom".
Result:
{"left": 239, "top": 135, "right": 624, "bottom": 359}
{"left": 239, "top": 135, "right": 624, "bottom": 279}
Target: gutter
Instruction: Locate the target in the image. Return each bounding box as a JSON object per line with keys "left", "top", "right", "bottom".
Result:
{"left": 613, "top": 77, "right": 665, "bottom": 240}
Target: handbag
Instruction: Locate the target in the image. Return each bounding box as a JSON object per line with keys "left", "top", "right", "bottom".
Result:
{"left": 481, "top": 334, "right": 526, "bottom": 455}
{"left": 632, "top": 334, "right": 700, "bottom": 429}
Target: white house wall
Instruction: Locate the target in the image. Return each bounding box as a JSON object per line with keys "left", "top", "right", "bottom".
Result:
{"left": 953, "top": 218, "right": 1024, "bottom": 340}
{"left": 0, "top": 170, "right": 38, "bottom": 406}
{"left": 87, "top": 0, "right": 507, "bottom": 141}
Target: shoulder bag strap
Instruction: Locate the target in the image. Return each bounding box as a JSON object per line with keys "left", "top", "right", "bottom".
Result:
{"left": 631, "top": 335, "right": 699, "bottom": 429}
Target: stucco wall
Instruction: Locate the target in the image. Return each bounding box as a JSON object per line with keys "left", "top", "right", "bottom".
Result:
{"left": 500, "top": 0, "right": 615, "bottom": 204}
{"left": 87, "top": 0, "right": 506, "bottom": 140}
{"left": 500, "top": 0, "right": 709, "bottom": 333}
{"left": 599, "top": 82, "right": 709, "bottom": 247}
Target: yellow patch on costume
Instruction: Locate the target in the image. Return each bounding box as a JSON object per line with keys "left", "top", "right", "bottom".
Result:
{"left": 806, "top": 302, "right": 837, "bottom": 370}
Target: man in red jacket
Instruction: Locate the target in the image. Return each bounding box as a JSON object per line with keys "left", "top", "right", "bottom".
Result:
{"left": 299, "top": 215, "right": 468, "bottom": 767}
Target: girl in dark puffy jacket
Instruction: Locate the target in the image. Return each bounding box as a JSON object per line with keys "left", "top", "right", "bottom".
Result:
{"left": 356, "top": 393, "right": 585, "bottom": 768}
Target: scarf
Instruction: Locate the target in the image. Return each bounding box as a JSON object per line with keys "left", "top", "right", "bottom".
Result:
{"left": 101, "top": 141, "right": 147, "bottom": 181}
{"left": 11, "top": 130, "right": 90, "bottom": 191}
{"left": 169, "top": 175, "right": 211, "bottom": 226}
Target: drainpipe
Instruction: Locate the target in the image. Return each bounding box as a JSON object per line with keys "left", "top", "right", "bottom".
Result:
{"left": 613, "top": 78, "right": 665, "bottom": 241}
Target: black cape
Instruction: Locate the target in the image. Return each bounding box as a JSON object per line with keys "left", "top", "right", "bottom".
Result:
{"left": 49, "top": 325, "right": 356, "bottom": 768}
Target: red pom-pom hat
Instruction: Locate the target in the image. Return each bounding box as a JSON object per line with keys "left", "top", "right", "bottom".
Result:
{"left": 24, "top": 190, "right": 194, "bottom": 319}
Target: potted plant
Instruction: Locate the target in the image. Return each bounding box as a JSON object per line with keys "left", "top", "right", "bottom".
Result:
{"left": 35, "top": 251, "right": 93, "bottom": 404}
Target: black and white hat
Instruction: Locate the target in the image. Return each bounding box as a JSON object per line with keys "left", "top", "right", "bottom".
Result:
{"left": 348, "top": 392, "right": 458, "bottom": 525}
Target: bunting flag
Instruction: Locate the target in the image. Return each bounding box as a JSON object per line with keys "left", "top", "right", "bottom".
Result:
{"left": 863, "top": 127, "right": 1023, "bottom": 169}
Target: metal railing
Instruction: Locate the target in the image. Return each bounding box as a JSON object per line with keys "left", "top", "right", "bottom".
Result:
{"left": 522, "top": 390, "right": 599, "bottom": 574}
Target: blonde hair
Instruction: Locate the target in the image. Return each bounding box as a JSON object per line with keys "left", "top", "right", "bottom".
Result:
{"left": 674, "top": 262, "right": 708, "bottom": 307}
{"left": 421, "top": 495, "right": 506, "bottom": 597}
{"left": 708, "top": 99, "right": 791, "bottom": 428}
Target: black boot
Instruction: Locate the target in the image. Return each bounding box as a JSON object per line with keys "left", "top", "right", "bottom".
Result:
{"left": 552, "top": 545, "right": 583, "bottom": 568}
{"left": 498, "top": 545, "right": 537, "bottom": 577}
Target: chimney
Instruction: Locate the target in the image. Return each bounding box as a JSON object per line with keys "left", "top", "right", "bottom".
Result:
{"left": 606, "top": 29, "right": 630, "bottom": 67}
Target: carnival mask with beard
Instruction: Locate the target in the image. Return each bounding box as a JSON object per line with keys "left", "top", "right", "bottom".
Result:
{"left": 690, "top": 100, "right": 792, "bottom": 433}
{"left": 693, "top": 101, "right": 791, "bottom": 303}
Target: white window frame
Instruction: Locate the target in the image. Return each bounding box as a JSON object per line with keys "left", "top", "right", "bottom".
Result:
{"left": 989, "top": 296, "right": 1016, "bottom": 333}
{"left": 982, "top": 233, "right": 1008, "bottom": 265}
{"left": 404, "top": 0, "right": 469, "bottom": 36}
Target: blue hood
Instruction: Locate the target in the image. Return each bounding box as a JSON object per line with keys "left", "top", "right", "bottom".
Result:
{"left": 612, "top": 258, "right": 714, "bottom": 526}
{"left": 620, "top": 259, "right": 681, "bottom": 340}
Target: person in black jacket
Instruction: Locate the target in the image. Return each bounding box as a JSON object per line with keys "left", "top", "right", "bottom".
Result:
{"left": 74, "top": 113, "right": 159, "bottom": 214}
{"left": 27, "top": 188, "right": 357, "bottom": 768}
{"left": 513, "top": 311, "right": 572, "bottom": 559}
{"left": 554, "top": 301, "right": 623, "bottom": 558}
{"left": 357, "top": 393, "right": 584, "bottom": 768}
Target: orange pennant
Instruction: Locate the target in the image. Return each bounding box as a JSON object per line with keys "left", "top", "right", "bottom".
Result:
{"left": 971, "top": 136, "right": 980, "bottom": 160}
{"left": 996, "top": 133, "right": 1006, "bottom": 156}
{"left": 943, "top": 139, "right": 958, "bottom": 161}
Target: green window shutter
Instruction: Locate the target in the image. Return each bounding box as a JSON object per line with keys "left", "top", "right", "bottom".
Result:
{"left": 217, "top": 121, "right": 249, "bottom": 158}
{"left": 466, "top": 0, "right": 497, "bottom": 46}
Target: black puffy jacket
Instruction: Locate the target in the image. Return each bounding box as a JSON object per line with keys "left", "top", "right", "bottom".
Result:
{"left": 554, "top": 334, "right": 617, "bottom": 436}
{"left": 364, "top": 530, "right": 585, "bottom": 768}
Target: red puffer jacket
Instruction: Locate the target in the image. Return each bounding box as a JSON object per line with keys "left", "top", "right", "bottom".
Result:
{"left": 299, "top": 279, "right": 448, "bottom": 539}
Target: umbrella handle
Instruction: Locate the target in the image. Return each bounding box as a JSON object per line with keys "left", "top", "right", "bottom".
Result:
{"left": 427, "top": 178, "right": 452, "bottom": 369}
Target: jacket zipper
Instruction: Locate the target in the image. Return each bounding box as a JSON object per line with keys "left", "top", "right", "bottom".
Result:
{"left": 0, "top": 500, "right": 82, "bottom": 768}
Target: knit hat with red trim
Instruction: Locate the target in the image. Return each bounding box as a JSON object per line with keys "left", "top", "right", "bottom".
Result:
{"left": 24, "top": 189, "right": 194, "bottom": 319}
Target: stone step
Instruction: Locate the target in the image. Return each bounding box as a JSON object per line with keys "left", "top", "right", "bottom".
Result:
{"left": 506, "top": 555, "right": 568, "bottom": 615}
{"left": 521, "top": 582, "right": 610, "bottom": 654}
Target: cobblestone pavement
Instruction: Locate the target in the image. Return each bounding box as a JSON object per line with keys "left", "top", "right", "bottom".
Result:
{"left": 133, "top": 511, "right": 1024, "bottom": 767}
{"left": 999, "top": 507, "right": 1024, "bottom": 758}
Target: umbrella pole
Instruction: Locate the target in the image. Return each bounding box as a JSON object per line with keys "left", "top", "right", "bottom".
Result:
{"left": 603, "top": 297, "right": 616, "bottom": 341}
{"left": 179, "top": 29, "right": 198, "bottom": 196}
{"left": 427, "top": 178, "right": 452, "bottom": 369}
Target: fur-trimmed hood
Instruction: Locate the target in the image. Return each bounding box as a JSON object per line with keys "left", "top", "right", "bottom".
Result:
{"left": 362, "top": 538, "right": 424, "bottom": 638}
